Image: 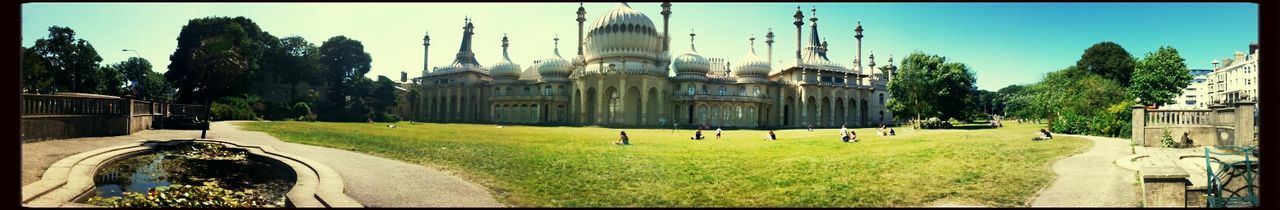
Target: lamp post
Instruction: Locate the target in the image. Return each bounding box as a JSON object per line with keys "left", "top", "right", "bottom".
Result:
{"left": 122, "top": 49, "right": 142, "bottom": 98}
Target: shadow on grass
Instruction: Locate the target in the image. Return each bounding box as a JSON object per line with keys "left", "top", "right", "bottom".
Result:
{"left": 935, "top": 124, "right": 998, "bottom": 130}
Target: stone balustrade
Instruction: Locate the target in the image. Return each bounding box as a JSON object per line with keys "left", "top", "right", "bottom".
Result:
{"left": 21, "top": 93, "right": 202, "bottom": 142}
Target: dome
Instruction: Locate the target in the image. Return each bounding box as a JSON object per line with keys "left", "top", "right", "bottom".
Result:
{"left": 538, "top": 37, "right": 572, "bottom": 82}
{"left": 734, "top": 36, "right": 770, "bottom": 83}
{"left": 490, "top": 35, "right": 521, "bottom": 81}
{"left": 584, "top": 3, "right": 660, "bottom": 61}
{"left": 671, "top": 30, "right": 709, "bottom": 81}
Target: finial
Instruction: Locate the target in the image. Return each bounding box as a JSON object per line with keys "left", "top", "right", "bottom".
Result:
{"left": 689, "top": 28, "right": 697, "bottom": 52}
{"left": 749, "top": 34, "right": 757, "bottom": 53}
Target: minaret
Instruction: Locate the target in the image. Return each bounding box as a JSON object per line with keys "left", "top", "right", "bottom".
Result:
{"left": 661, "top": 1, "right": 672, "bottom": 52}
{"left": 576, "top": 2, "right": 586, "bottom": 56}
{"left": 765, "top": 28, "right": 774, "bottom": 66}
{"left": 886, "top": 54, "right": 896, "bottom": 82}
{"left": 422, "top": 32, "right": 431, "bottom": 75}
{"left": 868, "top": 52, "right": 877, "bottom": 81}
{"left": 793, "top": 5, "right": 804, "bottom": 65}
{"left": 809, "top": 6, "right": 826, "bottom": 59}
{"left": 855, "top": 20, "right": 864, "bottom": 76}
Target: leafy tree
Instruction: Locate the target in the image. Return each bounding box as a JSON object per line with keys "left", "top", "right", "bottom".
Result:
{"left": 113, "top": 57, "right": 153, "bottom": 97}
{"left": 887, "top": 52, "right": 977, "bottom": 124}
{"left": 1130, "top": 46, "right": 1192, "bottom": 106}
{"left": 166, "top": 16, "right": 274, "bottom": 103}
{"left": 263, "top": 36, "right": 324, "bottom": 102}
{"left": 1076, "top": 41, "right": 1136, "bottom": 86}
{"left": 21, "top": 47, "right": 55, "bottom": 94}
{"left": 29, "top": 26, "right": 104, "bottom": 93}
{"left": 142, "top": 70, "right": 174, "bottom": 102}
{"left": 319, "top": 35, "right": 373, "bottom": 121}
{"left": 370, "top": 75, "right": 400, "bottom": 114}
{"left": 93, "top": 66, "right": 128, "bottom": 96}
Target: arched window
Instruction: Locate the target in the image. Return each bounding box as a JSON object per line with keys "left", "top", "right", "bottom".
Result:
{"left": 879, "top": 93, "right": 885, "bottom": 104}
{"left": 543, "top": 86, "right": 552, "bottom": 96}
{"left": 738, "top": 86, "right": 746, "bottom": 96}
{"left": 702, "top": 85, "right": 708, "bottom": 94}
{"left": 719, "top": 86, "right": 727, "bottom": 96}
{"left": 524, "top": 87, "right": 531, "bottom": 96}
{"left": 505, "top": 87, "right": 512, "bottom": 96}
{"left": 688, "top": 86, "right": 695, "bottom": 96}
{"left": 558, "top": 85, "right": 566, "bottom": 95}
{"left": 754, "top": 86, "right": 761, "bottom": 97}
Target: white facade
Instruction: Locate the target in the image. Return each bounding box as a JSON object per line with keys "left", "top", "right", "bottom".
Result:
{"left": 1206, "top": 45, "right": 1259, "bottom": 105}
{"left": 1164, "top": 69, "right": 1212, "bottom": 110}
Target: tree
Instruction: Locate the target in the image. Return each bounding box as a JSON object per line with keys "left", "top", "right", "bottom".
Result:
{"left": 166, "top": 16, "right": 274, "bottom": 103}
{"left": 263, "top": 36, "right": 323, "bottom": 102}
{"left": 141, "top": 71, "right": 174, "bottom": 102}
{"left": 1077, "top": 41, "right": 1136, "bottom": 86}
{"left": 319, "top": 35, "right": 373, "bottom": 121}
{"left": 22, "top": 47, "right": 54, "bottom": 94}
{"left": 29, "top": 26, "right": 104, "bottom": 93}
{"left": 1015, "top": 66, "right": 1130, "bottom": 120}
{"left": 370, "top": 75, "right": 400, "bottom": 114}
{"left": 1130, "top": 46, "right": 1192, "bottom": 106}
{"left": 886, "top": 52, "right": 977, "bottom": 124}
{"left": 113, "top": 57, "right": 153, "bottom": 97}
{"left": 92, "top": 66, "right": 128, "bottom": 96}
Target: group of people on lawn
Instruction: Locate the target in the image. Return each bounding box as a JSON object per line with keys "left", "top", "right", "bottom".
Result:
{"left": 616, "top": 124, "right": 897, "bottom": 145}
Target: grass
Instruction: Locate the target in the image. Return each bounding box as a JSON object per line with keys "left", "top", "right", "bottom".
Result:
{"left": 241, "top": 121, "right": 1089, "bottom": 207}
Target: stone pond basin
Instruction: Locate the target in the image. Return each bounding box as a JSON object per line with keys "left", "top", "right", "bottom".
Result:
{"left": 21, "top": 139, "right": 362, "bottom": 207}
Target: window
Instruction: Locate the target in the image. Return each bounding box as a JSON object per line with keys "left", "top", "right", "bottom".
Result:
{"left": 719, "top": 86, "right": 727, "bottom": 96}
{"left": 879, "top": 93, "right": 885, "bottom": 104}
{"left": 688, "top": 86, "right": 695, "bottom": 96}
{"left": 754, "top": 87, "right": 761, "bottom": 96}
{"left": 702, "top": 85, "right": 708, "bottom": 94}
{"left": 543, "top": 86, "right": 552, "bottom": 96}
{"left": 738, "top": 86, "right": 746, "bottom": 96}
{"left": 524, "top": 87, "right": 531, "bottom": 96}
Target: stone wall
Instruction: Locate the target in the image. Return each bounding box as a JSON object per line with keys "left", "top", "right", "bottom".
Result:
{"left": 21, "top": 93, "right": 192, "bottom": 142}
{"left": 1132, "top": 102, "right": 1256, "bottom": 148}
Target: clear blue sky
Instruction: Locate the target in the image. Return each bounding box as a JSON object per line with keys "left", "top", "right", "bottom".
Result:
{"left": 21, "top": 3, "right": 1258, "bottom": 91}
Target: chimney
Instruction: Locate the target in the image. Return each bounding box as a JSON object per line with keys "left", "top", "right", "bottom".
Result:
{"left": 1249, "top": 43, "right": 1259, "bottom": 56}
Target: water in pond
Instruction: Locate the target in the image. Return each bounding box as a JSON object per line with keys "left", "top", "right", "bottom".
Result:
{"left": 91, "top": 143, "right": 295, "bottom": 206}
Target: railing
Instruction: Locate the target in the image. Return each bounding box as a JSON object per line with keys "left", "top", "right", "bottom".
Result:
{"left": 23, "top": 94, "right": 127, "bottom": 116}
{"left": 1204, "top": 145, "right": 1259, "bottom": 208}
{"left": 1146, "top": 110, "right": 1214, "bottom": 126}
{"left": 169, "top": 104, "right": 206, "bottom": 117}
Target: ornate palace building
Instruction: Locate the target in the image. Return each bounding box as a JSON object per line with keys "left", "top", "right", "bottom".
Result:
{"left": 410, "top": 3, "right": 896, "bottom": 128}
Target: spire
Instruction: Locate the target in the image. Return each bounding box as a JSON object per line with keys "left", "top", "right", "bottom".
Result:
{"left": 749, "top": 34, "right": 757, "bottom": 55}
{"left": 452, "top": 18, "right": 480, "bottom": 66}
{"left": 423, "top": 31, "right": 431, "bottom": 74}
{"left": 689, "top": 28, "right": 697, "bottom": 53}
{"left": 576, "top": 2, "right": 587, "bottom": 56}
{"left": 553, "top": 34, "right": 562, "bottom": 57}
{"left": 806, "top": 5, "right": 826, "bottom": 59}
{"left": 661, "top": 1, "right": 672, "bottom": 52}
{"left": 793, "top": 5, "right": 804, "bottom": 63}
{"left": 765, "top": 28, "right": 775, "bottom": 64}
{"left": 501, "top": 33, "right": 511, "bottom": 62}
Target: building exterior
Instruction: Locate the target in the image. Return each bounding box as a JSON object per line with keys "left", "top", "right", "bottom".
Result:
{"left": 1163, "top": 69, "right": 1213, "bottom": 110}
{"left": 409, "top": 3, "right": 895, "bottom": 128}
{"left": 1205, "top": 43, "right": 1259, "bottom": 106}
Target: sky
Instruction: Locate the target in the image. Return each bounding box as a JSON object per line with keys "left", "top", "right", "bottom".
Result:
{"left": 21, "top": 2, "right": 1258, "bottom": 91}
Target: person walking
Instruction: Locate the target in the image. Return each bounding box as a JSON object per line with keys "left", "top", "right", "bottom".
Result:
{"left": 715, "top": 127, "right": 723, "bottom": 139}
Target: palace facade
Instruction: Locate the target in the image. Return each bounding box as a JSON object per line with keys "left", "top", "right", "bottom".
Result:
{"left": 409, "top": 3, "right": 896, "bottom": 128}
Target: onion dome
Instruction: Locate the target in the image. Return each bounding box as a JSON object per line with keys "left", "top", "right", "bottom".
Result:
{"left": 538, "top": 35, "right": 572, "bottom": 82}
{"left": 490, "top": 34, "right": 521, "bottom": 82}
{"left": 734, "top": 35, "right": 770, "bottom": 83}
{"left": 671, "top": 29, "right": 709, "bottom": 81}
{"left": 584, "top": 3, "right": 660, "bottom": 61}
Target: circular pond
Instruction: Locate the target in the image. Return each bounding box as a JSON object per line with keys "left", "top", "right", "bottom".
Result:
{"left": 87, "top": 142, "right": 296, "bottom": 207}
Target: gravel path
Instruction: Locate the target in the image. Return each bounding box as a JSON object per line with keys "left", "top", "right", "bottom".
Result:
{"left": 21, "top": 121, "right": 503, "bottom": 207}
{"left": 1030, "top": 134, "right": 1140, "bottom": 207}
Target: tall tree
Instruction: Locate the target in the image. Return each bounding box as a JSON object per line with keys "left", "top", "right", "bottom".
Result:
{"left": 264, "top": 36, "right": 323, "bottom": 102}
{"left": 319, "top": 35, "right": 373, "bottom": 120}
{"left": 1130, "top": 46, "right": 1192, "bottom": 106}
{"left": 1077, "top": 41, "right": 1136, "bottom": 86}
{"left": 1015, "top": 66, "right": 1130, "bottom": 119}
{"left": 29, "top": 26, "right": 104, "bottom": 93}
{"left": 113, "top": 57, "right": 153, "bottom": 97}
{"left": 370, "top": 75, "right": 400, "bottom": 115}
{"left": 166, "top": 16, "right": 274, "bottom": 103}
{"left": 887, "top": 52, "right": 977, "bottom": 123}
{"left": 93, "top": 66, "right": 128, "bottom": 96}
{"left": 22, "top": 47, "right": 54, "bottom": 94}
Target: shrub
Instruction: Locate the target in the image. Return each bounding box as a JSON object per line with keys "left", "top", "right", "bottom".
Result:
{"left": 1161, "top": 129, "right": 1180, "bottom": 148}
{"left": 291, "top": 102, "right": 316, "bottom": 122}
{"left": 919, "top": 117, "right": 953, "bottom": 129}
{"left": 210, "top": 101, "right": 255, "bottom": 121}
{"left": 369, "top": 112, "right": 400, "bottom": 123}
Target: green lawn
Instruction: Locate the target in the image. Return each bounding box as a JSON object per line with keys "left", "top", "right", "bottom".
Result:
{"left": 241, "top": 121, "right": 1089, "bottom": 207}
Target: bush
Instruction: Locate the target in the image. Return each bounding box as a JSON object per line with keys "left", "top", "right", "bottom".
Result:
{"left": 291, "top": 102, "right": 316, "bottom": 122}
{"left": 1160, "top": 129, "right": 1182, "bottom": 148}
{"left": 210, "top": 99, "right": 255, "bottom": 121}
{"left": 919, "top": 117, "right": 953, "bottom": 129}
{"left": 369, "top": 112, "right": 400, "bottom": 123}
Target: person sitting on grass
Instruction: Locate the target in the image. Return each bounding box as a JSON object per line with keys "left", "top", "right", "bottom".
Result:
{"left": 1033, "top": 128, "right": 1053, "bottom": 140}
{"left": 691, "top": 129, "right": 705, "bottom": 140}
{"left": 615, "top": 131, "right": 630, "bottom": 145}
{"left": 766, "top": 130, "right": 777, "bottom": 140}
{"left": 848, "top": 130, "right": 858, "bottom": 142}
{"left": 889, "top": 128, "right": 896, "bottom": 136}
{"left": 840, "top": 125, "right": 850, "bottom": 142}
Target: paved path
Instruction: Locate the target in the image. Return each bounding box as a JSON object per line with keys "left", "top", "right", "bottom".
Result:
{"left": 22, "top": 121, "right": 503, "bottom": 207}
{"left": 1030, "top": 134, "right": 1140, "bottom": 207}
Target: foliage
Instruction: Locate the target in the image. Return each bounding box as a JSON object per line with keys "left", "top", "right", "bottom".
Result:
{"left": 369, "top": 112, "right": 401, "bottom": 123}
{"left": 370, "top": 75, "right": 401, "bottom": 114}
{"left": 141, "top": 70, "right": 175, "bottom": 102}
{"left": 1076, "top": 41, "right": 1136, "bottom": 87}
{"left": 1013, "top": 66, "right": 1130, "bottom": 121}
{"left": 919, "top": 117, "right": 954, "bottom": 129}
{"left": 1160, "top": 129, "right": 1179, "bottom": 148}
{"left": 887, "top": 52, "right": 978, "bottom": 122}
{"left": 319, "top": 36, "right": 375, "bottom": 122}
{"left": 93, "top": 66, "right": 129, "bottom": 97}
{"left": 21, "top": 47, "right": 55, "bottom": 94}
{"left": 263, "top": 36, "right": 324, "bottom": 102}
{"left": 1129, "top": 46, "right": 1192, "bottom": 106}
{"left": 166, "top": 16, "right": 274, "bottom": 104}
{"left": 244, "top": 122, "right": 1089, "bottom": 207}
{"left": 210, "top": 95, "right": 261, "bottom": 121}
{"left": 86, "top": 181, "right": 282, "bottom": 208}
{"left": 169, "top": 142, "right": 248, "bottom": 161}
{"left": 292, "top": 102, "right": 317, "bottom": 122}
{"left": 28, "top": 26, "right": 105, "bottom": 93}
